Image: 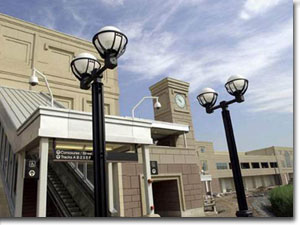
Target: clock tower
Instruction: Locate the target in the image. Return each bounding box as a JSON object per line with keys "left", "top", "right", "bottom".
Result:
{"left": 149, "top": 77, "right": 196, "bottom": 148}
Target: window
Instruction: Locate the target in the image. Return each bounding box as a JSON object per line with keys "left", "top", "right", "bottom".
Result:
{"left": 200, "top": 147, "right": 206, "bottom": 153}
{"left": 241, "top": 163, "right": 250, "bottom": 169}
{"left": 281, "top": 160, "right": 286, "bottom": 168}
{"left": 216, "top": 162, "right": 228, "bottom": 170}
{"left": 284, "top": 151, "right": 292, "bottom": 168}
{"left": 270, "top": 162, "right": 278, "bottom": 168}
{"left": 261, "top": 162, "right": 269, "bottom": 168}
{"left": 251, "top": 162, "right": 260, "bottom": 169}
{"left": 201, "top": 160, "right": 208, "bottom": 171}
{"left": 229, "top": 163, "right": 232, "bottom": 169}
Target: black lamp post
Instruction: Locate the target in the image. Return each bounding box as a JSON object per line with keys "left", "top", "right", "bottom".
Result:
{"left": 197, "top": 75, "right": 253, "bottom": 217}
{"left": 70, "top": 26, "right": 128, "bottom": 217}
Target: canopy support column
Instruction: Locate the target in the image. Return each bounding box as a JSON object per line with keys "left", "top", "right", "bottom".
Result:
{"left": 36, "top": 138, "right": 49, "bottom": 217}
{"left": 142, "top": 145, "right": 155, "bottom": 216}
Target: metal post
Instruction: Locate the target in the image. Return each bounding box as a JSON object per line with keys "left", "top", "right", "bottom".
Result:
{"left": 92, "top": 78, "right": 108, "bottom": 217}
{"left": 221, "top": 107, "right": 252, "bottom": 217}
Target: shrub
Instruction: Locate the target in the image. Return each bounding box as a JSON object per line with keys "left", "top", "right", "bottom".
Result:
{"left": 269, "top": 184, "right": 293, "bottom": 217}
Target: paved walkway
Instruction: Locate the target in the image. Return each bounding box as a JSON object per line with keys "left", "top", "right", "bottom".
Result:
{"left": 0, "top": 177, "right": 11, "bottom": 217}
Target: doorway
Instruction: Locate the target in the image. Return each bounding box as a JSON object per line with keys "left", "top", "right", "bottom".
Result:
{"left": 152, "top": 180, "right": 181, "bottom": 217}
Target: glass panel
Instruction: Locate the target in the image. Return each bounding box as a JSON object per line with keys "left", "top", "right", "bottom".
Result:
{"left": 216, "top": 162, "right": 228, "bottom": 170}
{"left": 200, "top": 147, "right": 205, "bottom": 153}
{"left": 0, "top": 127, "right": 3, "bottom": 162}
{"left": 7, "top": 147, "right": 14, "bottom": 190}
{"left": 5, "top": 139, "right": 10, "bottom": 182}
{"left": 87, "top": 163, "right": 94, "bottom": 185}
{"left": 241, "top": 163, "right": 250, "bottom": 169}
{"left": 13, "top": 157, "right": 18, "bottom": 197}
{"left": 251, "top": 162, "right": 260, "bottom": 168}
{"left": 270, "top": 162, "right": 278, "bottom": 168}
{"left": 78, "top": 163, "right": 84, "bottom": 175}
{"left": 285, "top": 151, "right": 292, "bottom": 168}
{"left": 261, "top": 162, "right": 269, "bottom": 168}
{"left": 0, "top": 129, "right": 6, "bottom": 166}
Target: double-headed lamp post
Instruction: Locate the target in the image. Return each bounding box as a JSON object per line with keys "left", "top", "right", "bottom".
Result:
{"left": 70, "top": 26, "right": 128, "bottom": 217}
{"left": 196, "top": 75, "right": 252, "bottom": 217}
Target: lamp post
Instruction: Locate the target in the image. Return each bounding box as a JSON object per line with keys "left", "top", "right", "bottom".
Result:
{"left": 196, "top": 75, "right": 252, "bottom": 217}
{"left": 70, "top": 26, "right": 128, "bottom": 217}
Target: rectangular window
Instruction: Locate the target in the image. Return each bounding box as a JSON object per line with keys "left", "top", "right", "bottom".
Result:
{"left": 200, "top": 147, "right": 206, "bottom": 153}
{"left": 241, "top": 163, "right": 250, "bottom": 169}
{"left": 201, "top": 160, "right": 208, "bottom": 171}
{"left": 0, "top": 126, "right": 3, "bottom": 162}
{"left": 229, "top": 163, "right": 232, "bottom": 169}
{"left": 270, "top": 162, "right": 278, "bottom": 168}
{"left": 281, "top": 160, "right": 286, "bottom": 168}
{"left": 261, "top": 162, "right": 269, "bottom": 168}
{"left": 251, "top": 162, "right": 260, "bottom": 169}
{"left": 216, "top": 162, "right": 228, "bottom": 170}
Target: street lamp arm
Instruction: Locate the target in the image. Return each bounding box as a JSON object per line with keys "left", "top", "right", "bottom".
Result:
{"left": 207, "top": 96, "right": 244, "bottom": 113}
{"left": 81, "top": 64, "right": 108, "bottom": 89}
{"left": 132, "top": 96, "right": 159, "bottom": 118}
{"left": 34, "top": 68, "right": 54, "bottom": 107}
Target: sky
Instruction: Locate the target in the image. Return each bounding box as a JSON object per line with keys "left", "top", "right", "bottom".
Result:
{"left": 0, "top": 0, "right": 293, "bottom": 151}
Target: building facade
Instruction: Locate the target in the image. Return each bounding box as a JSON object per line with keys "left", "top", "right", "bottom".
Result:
{"left": 0, "top": 13, "right": 294, "bottom": 218}
{"left": 195, "top": 142, "right": 293, "bottom": 194}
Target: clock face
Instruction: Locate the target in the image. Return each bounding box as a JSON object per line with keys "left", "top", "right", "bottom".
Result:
{"left": 175, "top": 94, "right": 186, "bottom": 108}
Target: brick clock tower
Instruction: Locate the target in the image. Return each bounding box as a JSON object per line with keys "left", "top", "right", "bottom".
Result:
{"left": 149, "top": 77, "right": 195, "bottom": 148}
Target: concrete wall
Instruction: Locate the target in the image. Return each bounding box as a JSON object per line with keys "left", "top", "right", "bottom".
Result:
{"left": 0, "top": 13, "right": 120, "bottom": 115}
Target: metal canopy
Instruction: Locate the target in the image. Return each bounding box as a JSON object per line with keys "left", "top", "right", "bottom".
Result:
{"left": 0, "top": 86, "right": 189, "bottom": 153}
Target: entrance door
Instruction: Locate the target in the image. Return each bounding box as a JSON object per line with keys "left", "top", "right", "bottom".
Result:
{"left": 152, "top": 180, "right": 181, "bottom": 217}
{"left": 22, "top": 179, "right": 38, "bottom": 217}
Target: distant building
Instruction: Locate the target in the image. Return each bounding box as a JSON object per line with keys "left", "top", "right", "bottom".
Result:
{"left": 195, "top": 142, "right": 293, "bottom": 194}
{"left": 0, "top": 13, "right": 293, "bottom": 218}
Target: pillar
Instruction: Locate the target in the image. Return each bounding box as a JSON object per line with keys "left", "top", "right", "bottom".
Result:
{"left": 142, "top": 145, "right": 154, "bottom": 216}
{"left": 36, "top": 138, "right": 49, "bottom": 217}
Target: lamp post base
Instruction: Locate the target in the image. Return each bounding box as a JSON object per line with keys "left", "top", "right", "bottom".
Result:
{"left": 236, "top": 210, "right": 253, "bottom": 217}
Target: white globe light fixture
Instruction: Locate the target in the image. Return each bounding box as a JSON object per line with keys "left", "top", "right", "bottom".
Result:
{"left": 197, "top": 88, "right": 218, "bottom": 109}
{"left": 225, "top": 75, "right": 248, "bottom": 97}
{"left": 71, "top": 52, "right": 101, "bottom": 80}
{"left": 93, "top": 26, "right": 128, "bottom": 61}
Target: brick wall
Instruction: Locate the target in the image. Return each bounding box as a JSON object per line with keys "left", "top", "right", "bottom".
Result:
{"left": 121, "top": 162, "right": 203, "bottom": 217}
{"left": 122, "top": 163, "right": 143, "bottom": 217}
{"left": 157, "top": 163, "right": 202, "bottom": 210}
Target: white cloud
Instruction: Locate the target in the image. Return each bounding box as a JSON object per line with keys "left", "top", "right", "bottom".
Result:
{"left": 239, "top": 0, "right": 285, "bottom": 20}
{"left": 120, "top": 9, "right": 292, "bottom": 113}
{"left": 98, "top": 0, "right": 124, "bottom": 7}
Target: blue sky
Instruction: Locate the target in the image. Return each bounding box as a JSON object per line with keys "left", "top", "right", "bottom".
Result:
{"left": 0, "top": 0, "right": 293, "bottom": 151}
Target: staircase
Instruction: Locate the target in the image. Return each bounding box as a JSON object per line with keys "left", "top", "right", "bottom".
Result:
{"left": 47, "top": 166, "right": 84, "bottom": 217}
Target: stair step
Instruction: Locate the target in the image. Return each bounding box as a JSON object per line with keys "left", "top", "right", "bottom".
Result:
{"left": 69, "top": 207, "right": 81, "bottom": 212}
{"left": 71, "top": 212, "right": 83, "bottom": 217}
{"left": 62, "top": 199, "right": 74, "bottom": 203}
{"left": 57, "top": 191, "right": 69, "bottom": 195}
{"left": 65, "top": 202, "right": 77, "bottom": 207}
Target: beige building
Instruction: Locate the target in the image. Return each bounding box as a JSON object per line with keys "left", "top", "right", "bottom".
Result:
{"left": 196, "top": 142, "right": 293, "bottom": 194}
{"left": 0, "top": 13, "right": 293, "bottom": 218}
